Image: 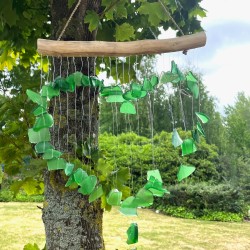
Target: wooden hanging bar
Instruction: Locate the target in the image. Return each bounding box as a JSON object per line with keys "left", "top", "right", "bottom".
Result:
{"left": 37, "top": 31, "right": 206, "bottom": 57}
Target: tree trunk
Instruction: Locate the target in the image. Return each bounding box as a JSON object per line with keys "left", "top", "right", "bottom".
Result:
{"left": 42, "top": 1, "right": 104, "bottom": 249}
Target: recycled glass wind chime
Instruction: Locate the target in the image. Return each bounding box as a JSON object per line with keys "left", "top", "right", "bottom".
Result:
{"left": 26, "top": 31, "right": 206, "bottom": 245}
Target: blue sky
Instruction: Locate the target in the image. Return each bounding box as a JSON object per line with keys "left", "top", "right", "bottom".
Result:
{"left": 158, "top": 0, "right": 250, "bottom": 112}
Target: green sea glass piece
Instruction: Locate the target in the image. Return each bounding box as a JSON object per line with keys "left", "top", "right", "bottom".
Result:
{"left": 192, "top": 128, "right": 200, "bottom": 143}
{"left": 171, "top": 60, "right": 185, "bottom": 84}
{"left": 144, "top": 176, "right": 169, "bottom": 197}
{"left": 101, "top": 86, "right": 122, "bottom": 96}
{"left": 74, "top": 168, "right": 88, "bottom": 185}
{"left": 123, "top": 91, "right": 137, "bottom": 101}
{"left": 33, "top": 113, "right": 53, "bottom": 131}
{"left": 89, "top": 185, "right": 103, "bottom": 203}
{"left": 142, "top": 78, "right": 153, "bottom": 91}
{"left": 28, "top": 128, "right": 51, "bottom": 143}
{"left": 197, "top": 121, "right": 205, "bottom": 137}
{"left": 147, "top": 169, "right": 162, "bottom": 183}
{"left": 172, "top": 129, "right": 183, "bottom": 148}
{"left": 195, "top": 112, "right": 209, "bottom": 123}
{"left": 107, "top": 189, "right": 122, "bottom": 206}
{"left": 54, "top": 77, "right": 69, "bottom": 92}
{"left": 177, "top": 165, "right": 196, "bottom": 181}
{"left": 65, "top": 75, "right": 75, "bottom": 92}
{"left": 47, "top": 157, "right": 67, "bottom": 171}
{"left": 119, "top": 196, "right": 138, "bottom": 216}
{"left": 131, "top": 82, "right": 142, "bottom": 98}
{"left": 35, "top": 141, "right": 54, "bottom": 154}
{"left": 106, "top": 95, "right": 125, "bottom": 103}
{"left": 126, "top": 223, "right": 138, "bottom": 245}
{"left": 181, "top": 139, "right": 197, "bottom": 156}
{"left": 120, "top": 101, "right": 136, "bottom": 114}
{"left": 41, "top": 85, "right": 60, "bottom": 99}
{"left": 133, "top": 188, "right": 153, "bottom": 207}
{"left": 186, "top": 71, "right": 199, "bottom": 99}
{"left": 81, "top": 74, "right": 91, "bottom": 86}
{"left": 65, "top": 174, "right": 75, "bottom": 187}
{"left": 26, "top": 90, "right": 47, "bottom": 108}
{"left": 64, "top": 163, "right": 74, "bottom": 176}
{"left": 73, "top": 71, "right": 83, "bottom": 86}
{"left": 150, "top": 75, "right": 159, "bottom": 88}
{"left": 78, "top": 175, "right": 97, "bottom": 195}
{"left": 32, "top": 106, "right": 47, "bottom": 116}
{"left": 160, "top": 71, "right": 179, "bottom": 84}
{"left": 42, "top": 149, "right": 63, "bottom": 160}
{"left": 90, "top": 77, "right": 103, "bottom": 88}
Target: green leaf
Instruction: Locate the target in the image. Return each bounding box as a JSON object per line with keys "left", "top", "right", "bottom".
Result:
{"left": 84, "top": 10, "right": 100, "bottom": 32}
{"left": 23, "top": 243, "right": 40, "bottom": 250}
{"left": 138, "top": 2, "right": 168, "bottom": 26}
{"left": 26, "top": 90, "right": 47, "bottom": 108}
{"left": 68, "top": 0, "right": 76, "bottom": 9}
{"left": 115, "top": 23, "right": 135, "bottom": 41}
{"left": 47, "top": 158, "right": 67, "bottom": 171}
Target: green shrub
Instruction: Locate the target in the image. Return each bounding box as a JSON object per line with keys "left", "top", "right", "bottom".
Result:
{"left": 0, "top": 189, "right": 44, "bottom": 202}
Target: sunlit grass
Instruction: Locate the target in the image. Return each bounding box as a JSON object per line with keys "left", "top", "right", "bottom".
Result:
{"left": 0, "top": 202, "right": 250, "bottom": 250}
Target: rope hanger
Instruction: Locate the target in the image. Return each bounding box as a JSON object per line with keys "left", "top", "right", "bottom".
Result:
{"left": 38, "top": 0, "right": 206, "bottom": 57}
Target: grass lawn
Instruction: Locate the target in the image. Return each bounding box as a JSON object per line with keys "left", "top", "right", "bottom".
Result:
{"left": 0, "top": 203, "right": 250, "bottom": 250}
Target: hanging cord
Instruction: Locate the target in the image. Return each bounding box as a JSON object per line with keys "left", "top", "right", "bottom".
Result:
{"left": 158, "top": 0, "right": 187, "bottom": 54}
{"left": 57, "top": 0, "right": 82, "bottom": 41}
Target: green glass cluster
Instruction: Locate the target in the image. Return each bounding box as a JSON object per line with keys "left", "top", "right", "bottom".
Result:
{"left": 26, "top": 60, "right": 209, "bottom": 245}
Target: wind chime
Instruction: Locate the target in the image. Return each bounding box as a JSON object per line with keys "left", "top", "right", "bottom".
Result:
{"left": 26, "top": 2, "right": 208, "bottom": 246}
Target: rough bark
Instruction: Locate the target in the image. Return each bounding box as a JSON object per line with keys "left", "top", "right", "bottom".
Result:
{"left": 42, "top": 1, "right": 104, "bottom": 249}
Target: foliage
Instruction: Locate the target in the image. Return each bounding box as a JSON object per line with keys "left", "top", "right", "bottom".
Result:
{"left": 154, "top": 182, "right": 245, "bottom": 216}
{"left": 0, "top": 189, "right": 44, "bottom": 202}
{"left": 156, "top": 205, "right": 243, "bottom": 222}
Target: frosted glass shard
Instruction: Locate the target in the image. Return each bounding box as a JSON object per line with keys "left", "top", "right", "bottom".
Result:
{"left": 78, "top": 175, "right": 97, "bottom": 195}
{"left": 35, "top": 141, "right": 54, "bottom": 154}
{"left": 47, "top": 158, "right": 67, "bottom": 171}
{"left": 120, "top": 101, "right": 136, "bottom": 114}
{"left": 73, "top": 71, "right": 83, "bottom": 86}
{"left": 28, "top": 128, "right": 51, "bottom": 143}
{"left": 81, "top": 74, "right": 91, "bottom": 87}
{"left": 74, "top": 168, "right": 88, "bottom": 185}
{"left": 181, "top": 139, "right": 197, "bottom": 156}
{"left": 126, "top": 223, "right": 138, "bottom": 245}
{"left": 106, "top": 95, "right": 125, "bottom": 103}
{"left": 89, "top": 185, "right": 103, "bottom": 203}
{"left": 90, "top": 77, "right": 104, "bottom": 88}
{"left": 177, "top": 165, "right": 196, "bottom": 181}
{"left": 123, "top": 91, "right": 137, "bottom": 101}
{"left": 133, "top": 188, "right": 153, "bottom": 207}
{"left": 195, "top": 112, "right": 209, "bottom": 124}
{"left": 119, "top": 196, "right": 138, "bottom": 216}
{"left": 147, "top": 169, "right": 162, "bottom": 183}
{"left": 131, "top": 82, "right": 142, "bottom": 98}
{"left": 33, "top": 113, "right": 53, "bottom": 131}
{"left": 42, "top": 149, "right": 63, "bottom": 160}
{"left": 32, "top": 106, "right": 47, "bottom": 116}
{"left": 64, "top": 163, "right": 74, "bottom": 176}
{"left": 101, "top": 86, "right": 122, "bottom": 96}
{"left": 150, "top": 75, "right": 159, "bottom": 88}
{"left": 107, "top": 189, "right": 122, "bottom": 206}
{"left": 26, "top": 89, "right": 47, "bottom": 108}
{"left": 142, "top": 78, "right": 153, "bottom": 91}
{"left": 172, "top": 129, "right": 183, "bottom": 148}
{"left": 197, "top": 121, "right": 205, "bottom": 137}
{"left": 186, "top": 72, "right": 199, "bottom": 99}
{"left": 160, "top": 71, "right": 179, "bottom": 84}
{"left": 41, "top": 85, "right": 60, "bottom": 99}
